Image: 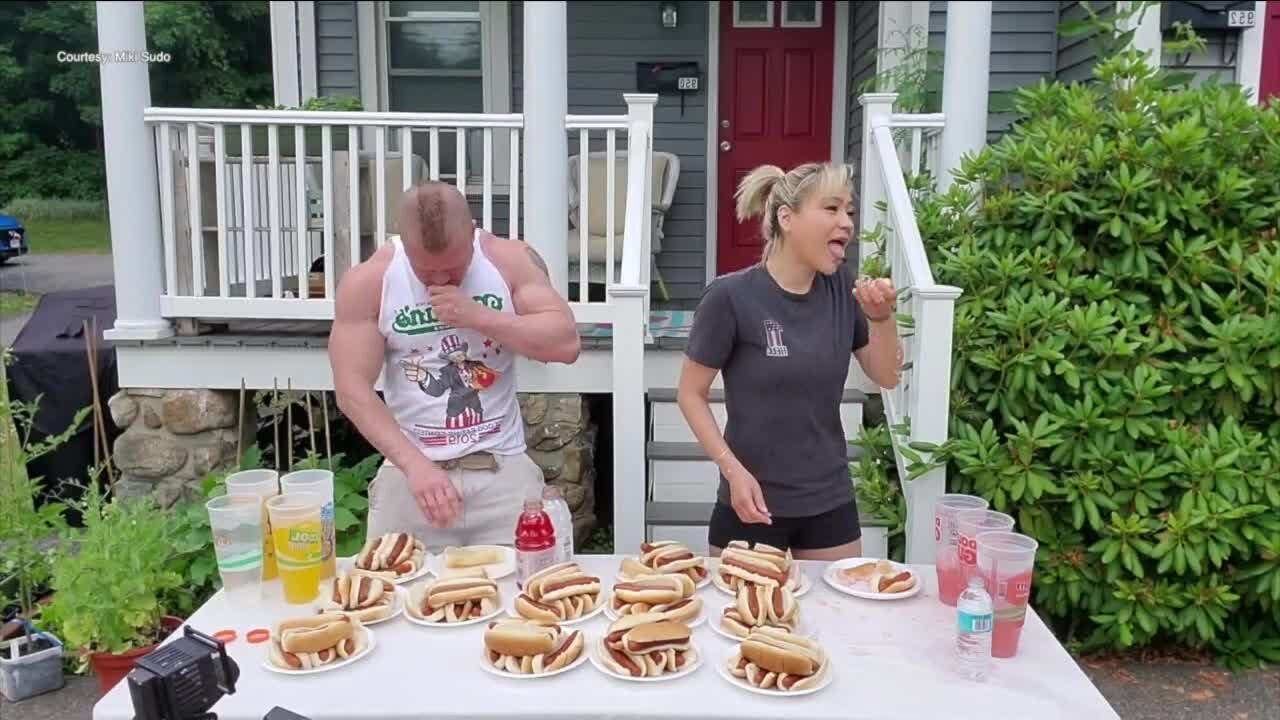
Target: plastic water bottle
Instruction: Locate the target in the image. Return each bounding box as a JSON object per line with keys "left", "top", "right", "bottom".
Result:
{"left": 955, "top": 575, "right": 993, "bottom": 681}
{"left": 542, "top": 485, "right": 574, "bottom": 563}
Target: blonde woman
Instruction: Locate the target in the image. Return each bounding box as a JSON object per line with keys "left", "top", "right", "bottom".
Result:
{"left": 677, "top": 162, "right": 902, "bottom": 561}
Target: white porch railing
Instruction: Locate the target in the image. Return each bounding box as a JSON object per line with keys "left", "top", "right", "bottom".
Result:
{"left": 143, "top": 97, "right": 655, "bottom": 327}
{"left": 858, "top": 93, "right": 963, "bottom": 565}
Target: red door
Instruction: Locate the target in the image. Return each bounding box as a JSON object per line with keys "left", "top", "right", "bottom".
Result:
{"left": 716, "top": 0, "right": 836, "bottom": 275}
{"left": 1262, "top": 1, "right": 1280, "bottom": 105}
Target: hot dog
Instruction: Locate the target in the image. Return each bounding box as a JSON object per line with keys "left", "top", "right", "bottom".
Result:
{"left": 597, "top": 614, "right": 698, "bottom": 679}
{"left": 735, "top": 584, "right": 798, "bottom": 626}
{"left": 269, "top": 614, "right": 364, "bottom": 671}
{"left": 512, "top": 563, "right": 602, "bottom": 622}
{"left": 354, "top": 532, "right": 426, "bottom": 579}
{"left": 610, "top": 572, "right": 699, "bottom": 621}
{"left": 319, "top": 573, "right": 397, "bottom": 623}
{"left": 715, "top": 541, "right": 799, "bottom": 592}
{"left": 407, "top": 576, "right": 501, "bottom": 624}
{"left": 483, "top": 619, "right": 584, "bottom": 675}
{"left": 726, "top": 627, "right": 828, "bottom": 692}
{"left": 621, "top": 541, "right": 709, "bottom": 583}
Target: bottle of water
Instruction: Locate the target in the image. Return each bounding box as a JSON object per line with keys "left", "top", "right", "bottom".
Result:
{"left": 542, "top": 485, "right": 574, "bottom": 563}
{"left": 955, "top": 575, "right": 993, "bottom": 681}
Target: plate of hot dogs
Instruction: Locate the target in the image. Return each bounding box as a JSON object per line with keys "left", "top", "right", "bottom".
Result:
{"left": 717, "top": 627, "right": 833, "bottom": 696}
{"left": 404, "top": 573, "right": 504, "bottom": 626}
{"left": 823, "top": 558, "right": 921, "bottom": 600}
{"left": 605, "top": 573, "right": 705, "bottom": 627}
{"left": 615, "top": 541, "right": 711, "bottom": 589}
{"left": 508, "top": 562, "right": 606, "bottom": 625}
{"left": 711, "top": 541, "right": 811, "bottom": 597}
{"left": 348, "top": 532, "right": 430, "bottom": 584}
{"left": 313, "top": 572, "right": 407, "bottom": 625}
{"left": 263, "top": 614, "right": 376, "bottom": 675}
{"left": 480, "top": 619, "right": 588, "bottom": 679}
{"left": 712, "top": 584, "right": 818, "bottom": 641}
{"left": 591, "top": 614, "right": 702, "bottom": 682}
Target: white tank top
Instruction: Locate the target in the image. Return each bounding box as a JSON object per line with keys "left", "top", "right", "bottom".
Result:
{"left": 376, "top": 230, "right": 525, "bottom": 460}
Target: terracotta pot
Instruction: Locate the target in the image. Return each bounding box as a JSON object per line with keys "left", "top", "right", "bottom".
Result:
{"left": 89, "top": 616, "right": 184, "bottom": 694}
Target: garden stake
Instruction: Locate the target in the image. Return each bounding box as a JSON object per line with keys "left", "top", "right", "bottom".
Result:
{"left": 286, "top": 378, "right": 294, "bottom": 471}
{"left": 82, "top": 318, "right": 113, "bottom": 485}
{"left": 321, "top": 391, "right": 333, "bottom": 471}
{"left": 236, "top": 379, "right": 246, "bottom": 467}
{"left": 305, "top": 390, "right": 317, "bottom": 461}
{"left": 273, "top": 378, "right": 280, "bottom": 471}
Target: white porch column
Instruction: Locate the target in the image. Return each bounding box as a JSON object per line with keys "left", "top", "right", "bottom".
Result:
{"left": 269, "top": 1, "right": 301, "bottom": 107}
{"left": 1119, "top": 1, "right": 1163, "bottom": 68}
{"left": 522, "top": 0, "right": 569, "bottom": 297}
{"left": 937, "top": 1, "right": 992, "bottom": 192}
{"left": 97, "top": 1, "right": 173, "bottom": 341}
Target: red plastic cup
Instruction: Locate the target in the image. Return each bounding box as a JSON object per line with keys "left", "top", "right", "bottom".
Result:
{"left": 956, "top": 509, "right": 1015, "bottom": 588}
{"left": 977, "top": 531, "right": 1039, "bottom": 658}
{"left": 934, "top": 494, "right": 989, "bottom": 605}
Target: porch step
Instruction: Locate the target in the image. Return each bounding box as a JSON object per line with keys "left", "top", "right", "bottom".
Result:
{"left": 646, "top": 501, "right": 888, "bottom": 529}
{"left": 646, "top": 441, "right": 864, "bottom": 462}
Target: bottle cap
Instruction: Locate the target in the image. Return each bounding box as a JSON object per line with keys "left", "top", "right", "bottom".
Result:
{"left": 523, "top": 498, "right": 544, "bottom": 512}
{"left": 967, "top": 575, "right": 986, "bottom": 589}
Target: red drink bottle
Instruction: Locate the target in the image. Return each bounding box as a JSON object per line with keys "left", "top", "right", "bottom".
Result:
{"left": 515, "top": 499, "right": 557, "bottom": 589}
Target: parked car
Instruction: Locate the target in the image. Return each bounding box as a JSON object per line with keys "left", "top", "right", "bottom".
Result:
{"left": 0, "top": 213, "right": 28, "bottom": 263}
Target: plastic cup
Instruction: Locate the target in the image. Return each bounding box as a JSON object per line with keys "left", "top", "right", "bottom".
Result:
{"left": 934, "top": 494, "right": 990, "bottom": 606}
{"left": 224, "top": 469, "right": 280, "bottom": 581}
{"left": 956, "top": 509, "right": 1015, "bottom": 588}
{"left": 977, "top": 531, "right": 1039, "bottom": 658}
{"left": 205, "top": 495, "right": 265, "bottom": 600}
{"left": 266, "top": 493, "right": 325, "bottom": 604}
{"left": 281, "top": 469, "right": 337, "bottom": 579}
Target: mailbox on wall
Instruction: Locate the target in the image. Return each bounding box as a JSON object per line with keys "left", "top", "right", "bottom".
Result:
{"left": 1161, "top": 1, "right": 1258, "bottom": 30}
{"left": 636, "top": 62, "right": 700, "bottom": 93}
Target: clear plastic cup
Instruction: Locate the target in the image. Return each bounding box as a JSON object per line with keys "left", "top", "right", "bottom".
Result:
{"left": 976, "top": 531, "right": 1039, "bottom": 658}
{"left": 956, "top": 509, "right": 1015, "bottom": 588}
{"left": 266, "top": 492, "right": 325, "bottom": 604}
{"left": 224, "top": 469, "right": 280, "bottom": 580}
{"left": 280, "top": 469, "right": 336, "bottom": 579}
{"left": 934, "top": 494, "right": 990, "bottom": 606}
{"left": 205, "top": 495, "right": 265, "bottom": 600}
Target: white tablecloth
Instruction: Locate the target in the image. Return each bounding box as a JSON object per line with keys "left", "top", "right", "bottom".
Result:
{"left": 94, "top": 555, "right": 1119, "bottom": 720}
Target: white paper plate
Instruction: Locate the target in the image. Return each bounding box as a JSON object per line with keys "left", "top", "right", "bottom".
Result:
{"left": 505, "top": 594, "right": 607, "bottom": 626}
{"left": 261, "top": 627, "right": 376, "bottom": 676}
{"left": 589, "top": 637, "right": 702, "bottom": 683}
{"left": 715, "top": 647, "right": 833, "bottom": 697}
{"left": 712, "top": 567, "right": 811, "bottom": 597}
{"left": 429, "top": 545, "right": 516, "bottom": 581}
{"left": 603, "top": 600, "right": 707, "bottom": 628}
{"left": 709, "top": 604, "right": 817, "bottom": 643}
{"left": 340, "top": 554, "right": 432, "bottom": 586}
{"left": 310, "top": 586, "right": 407, "bottom": 626}
{"left": 404, "top": 599, "right": 504, "bottom": 628}
{"left": 478, "top": 642, "right": 590, "bottom": 680}
{"left": 822, "top": 558, "right": 922, "bottom": 600}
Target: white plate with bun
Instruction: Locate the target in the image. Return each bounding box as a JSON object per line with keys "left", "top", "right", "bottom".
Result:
{"left": 480, "top": 620, "right": 589, "bottom": 679}
{"left": 262, "top": 618, "right": 376, "bottom": 676}
{"left": 312, "top": 576, "right": 408, "bottom": 626}
{"left": 712, "top": 566, "right": 811, "bottom": 598}
{"left": 823, "top": 558, "right": 922, "bottom": 600}
{"left": 711, "top": 603, "right": 817, "bottom": 643}
{"left": 346, "top": 532, "right": 432, "bottom": 585}
{"left": 589, "top": 638, "right": 702, "bottom": 683}
{"left": 430, "top": 545, "right": 515, "bottom": 580}
{"left": 716, "top": 644, "right": 832, "bottom": 697}
{"left": 403, "top": 576, "right": 505, "bottom": 627}
{"left": 617, "top": 541, "right": 712, "bottom": 588}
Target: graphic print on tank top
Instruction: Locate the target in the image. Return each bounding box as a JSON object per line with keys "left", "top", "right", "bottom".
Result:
{"left": 379, "top": 231, "right": 525, "bottom": 458}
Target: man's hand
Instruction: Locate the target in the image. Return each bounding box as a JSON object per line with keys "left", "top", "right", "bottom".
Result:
{"left": 405, "top": 459, "right": 463, "bottom": 528}
{"left": 854, "top": 278, "right": 897, "bottom": 322}
{"left": 429, "top": 285, "right": 491, "bottom": 330}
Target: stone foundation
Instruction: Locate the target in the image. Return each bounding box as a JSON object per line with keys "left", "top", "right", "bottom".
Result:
{"left": 520, "top": 393, "right": 598, "bottom": 546}
{"left": 107, "top": 388, "right": 254, "bottom": 508}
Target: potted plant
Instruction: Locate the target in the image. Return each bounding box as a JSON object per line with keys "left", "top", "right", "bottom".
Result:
{"left": 0, "top": 360, "right": 91, "bottom": 701}
{"left": 41, "top": 479, "right": 186, "bottom": 694}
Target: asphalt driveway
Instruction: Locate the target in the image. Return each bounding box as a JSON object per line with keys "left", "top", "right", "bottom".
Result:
{"left": 0, "top": 254, "right": 115, "bottom": 348}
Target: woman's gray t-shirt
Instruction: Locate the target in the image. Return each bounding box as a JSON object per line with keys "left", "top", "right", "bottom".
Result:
{"left": 684, "top": 261, "right": 870, "bottom": 518}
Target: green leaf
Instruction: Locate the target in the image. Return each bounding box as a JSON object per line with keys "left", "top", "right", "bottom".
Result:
{"left": 334, "top": 506, "right": 360, "bottom": 532}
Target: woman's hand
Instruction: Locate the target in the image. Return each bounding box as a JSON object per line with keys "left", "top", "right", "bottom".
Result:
{"left": 854, "top": 277, "right": 897, "bottom": 321}
{"left": 726, "top": 467, "right": 772, "bottom": 525}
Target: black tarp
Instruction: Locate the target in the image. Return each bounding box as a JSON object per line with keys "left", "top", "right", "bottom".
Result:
{"left": 5, "top": 285, "right": 120, "bottom": 522}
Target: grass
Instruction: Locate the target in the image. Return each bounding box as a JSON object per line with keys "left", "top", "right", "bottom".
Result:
{"left": 0, "top": 292, "right": 40, "bottom": 319}
{"left": 2, "top": 198, "right": 111, "bottom": 255}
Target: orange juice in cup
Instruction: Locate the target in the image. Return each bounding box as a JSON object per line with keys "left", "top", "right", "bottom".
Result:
{"left": 266, "top": 493, "right": 324, "bottom": 604}
{"left": 225, "top": 469, "right": 280, "bottom": 581}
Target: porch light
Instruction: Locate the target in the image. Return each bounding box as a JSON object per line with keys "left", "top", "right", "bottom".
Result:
{"left": 661, "top": 2, "right": 678, "bottom": 28}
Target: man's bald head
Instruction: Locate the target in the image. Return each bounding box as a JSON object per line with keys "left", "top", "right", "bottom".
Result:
{"left": 398, "top": 182, "right": 474, "bottom": 253}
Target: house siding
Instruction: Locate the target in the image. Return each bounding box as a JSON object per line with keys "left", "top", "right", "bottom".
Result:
{"left": 1161, "top": 27, "right": 1240, "bottom": 85}
{"left": 846, "top": 0, "right": 880, "bottom": 207}
{"left": 1057, "top": 1, "right": 1115, "bottom": 84}
{"left": 315, "top": 1, "right": 359, "bottom": 99}
{"left": 929, "top": 1, "right": 1060, "bottom": 140}
{"left": 512, "top": 1, "right": 711, "bottom": 307}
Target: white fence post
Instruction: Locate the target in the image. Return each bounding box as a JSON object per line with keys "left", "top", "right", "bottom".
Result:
{"left": 97, "top": 1, "right": 173, "bottom": 341}
{"left": 522, "top": 0, "right": 569, "bottom": 297}
{"left": 901, "top": 285, "right": 962, "bottom": 565}
{"left": 624, "top": 93, "right": 657, "bottom": 333}
{"left": 858, "top": 93, "right": 895, "bottom": 264}
{"left": 608, "top": 288, "right": 648, "bottom": 555}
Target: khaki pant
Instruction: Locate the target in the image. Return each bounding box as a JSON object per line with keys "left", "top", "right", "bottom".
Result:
{"left": 366, "top": 451, "right": 545, "bottom": 552}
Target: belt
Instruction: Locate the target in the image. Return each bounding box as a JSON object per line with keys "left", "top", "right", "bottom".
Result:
{"left": 439, "top": 451, "right": 498, "bottom": 471}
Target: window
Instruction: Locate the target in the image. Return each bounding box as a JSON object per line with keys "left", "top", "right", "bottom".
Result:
{"left": 380, "top": 1, "right": 511, "bottom": 188}
{"left": 781, "top": 1, "right": 820, "bottom": 28}
{"left": 733, "top": 1, "right": 773, "bottom": 28}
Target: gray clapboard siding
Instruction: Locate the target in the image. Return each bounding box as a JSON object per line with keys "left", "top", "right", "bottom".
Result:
{"left": 1057, "top": 1, "right": 1115, "bottom": 84}
{"left": 511, "top": 1, "right": 711, "bottom": 306}
{"left": 315, "top": 1, "right": 359, "bottom": 99}
{"left": 846, "top": 0, "right": 880, "bottom": 227}
{"left": 929, "top": 1, "right": 1060, "bottom": 140}
{"left": 1161, "top": 28, "right": 1240, "bottom": 86}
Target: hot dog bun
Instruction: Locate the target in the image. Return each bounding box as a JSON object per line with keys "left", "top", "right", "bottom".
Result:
{"left": 512, "top": 562, "right": 602, "bottom": 622}
{"left": 444, "top": 545, "right": 502, "bottom": 569}
{"left": 354, "top": 532, "right": 426, "bottom": 578}
{"left": 484, "top": 619, "right": 558, "bottom": 656}
{"left": 740, "top": 627, "right": 824, "bottom": 676}
{"left": 870, "top": 566, "right": 917, "bottom": 594}
{"left": 269, "top": 614, "right": 364, "bottom": 671}
{"left": 620, "top": 620, "right": 690, "bottom": 655}
{"left": 619, "top": 541, "right": 708, "bottom": 583}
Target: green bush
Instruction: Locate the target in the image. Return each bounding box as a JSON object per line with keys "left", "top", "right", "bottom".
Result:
{"left": 1, "top": 197, "right": 104, "bottom": 221}
{"left": 900, "top": 40, "right": 1280, "bottom": 667}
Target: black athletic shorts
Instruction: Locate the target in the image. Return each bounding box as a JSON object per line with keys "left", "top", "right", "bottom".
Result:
{"left": 707, "top": 498, "right": 862, "bottom": 552}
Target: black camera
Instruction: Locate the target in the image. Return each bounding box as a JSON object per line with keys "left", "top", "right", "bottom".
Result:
{"left": 127, "top": 626, "right": 239, "bottom": 720}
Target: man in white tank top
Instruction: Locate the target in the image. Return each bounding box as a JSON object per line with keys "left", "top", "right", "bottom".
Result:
{"left": 330, "top": 182, "right": 580, "bottom": 550}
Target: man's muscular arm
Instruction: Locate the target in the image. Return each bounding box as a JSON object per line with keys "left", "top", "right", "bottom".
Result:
{"left": 469, "top": 239, "right": 581, "bottom": 364}
{"left": 329, "top": 256, "right": 431, "bottom": 477}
